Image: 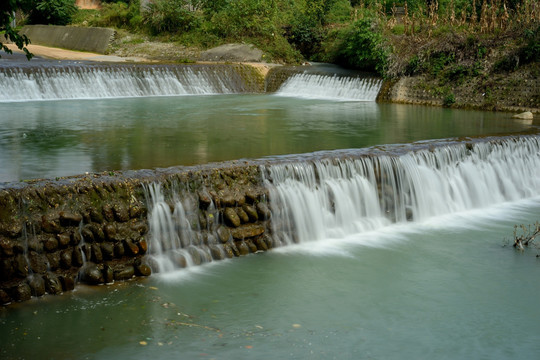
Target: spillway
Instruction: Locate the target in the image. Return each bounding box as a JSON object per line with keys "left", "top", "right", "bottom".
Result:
{"left": 145, "top": 136, "right": 540, "bottom": 270}
{"left": 0, "top": 64, "right": 259, "bottom": 101}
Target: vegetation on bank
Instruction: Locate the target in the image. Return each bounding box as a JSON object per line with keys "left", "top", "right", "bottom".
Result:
{"left": 2, "top": 0, "right": 539, "bottom": 105}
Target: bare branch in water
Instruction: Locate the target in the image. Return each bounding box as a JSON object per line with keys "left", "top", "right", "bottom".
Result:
{"left": 510, "top": 221, "right": 540, "bottom": 254}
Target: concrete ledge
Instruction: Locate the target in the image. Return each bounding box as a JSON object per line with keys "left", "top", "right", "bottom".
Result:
{"left": 20, "top": 25, "right": 115, "bottom": 54}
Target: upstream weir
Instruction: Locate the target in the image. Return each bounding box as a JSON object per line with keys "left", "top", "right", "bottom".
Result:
{"left": 0, "top": 61, "right": 381, "bottom": 101}
{"left": 0, "top": 63, "right": 264, "bottom": 101}
{"left": 1, "top": 135, "right": 539, "bottom": 304}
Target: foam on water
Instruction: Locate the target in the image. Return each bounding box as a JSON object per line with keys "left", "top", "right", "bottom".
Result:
{"left": 271, "top": 196, "right": 540, "bottom": 257}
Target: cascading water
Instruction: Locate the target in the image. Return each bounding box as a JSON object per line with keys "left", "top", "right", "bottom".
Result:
{"left": 144, "top": 183, "right": 226, "bottom": 273}
{"left": 0, "top": 65, "right": 244, "bottom": 102}
{"left": 275, "top": 73, "right": 382, "bottom": 101}
{"left": 264, "top": 137, "right": 540, "bottom": 244}
{"left": 142, "top": 136, "right": 540, "bottom": 273}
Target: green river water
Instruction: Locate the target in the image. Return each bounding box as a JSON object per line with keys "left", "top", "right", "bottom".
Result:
{"left": 0, "top": 94, "right": 539, "bottom": 359}
{"left": 0, "top": 95, "right": 533, "bottom": 182}
{"left": 1, "top": 199, "right": 539, "bottom": 359}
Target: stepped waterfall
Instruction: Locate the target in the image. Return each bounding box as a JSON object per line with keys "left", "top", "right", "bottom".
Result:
{"left": 146, "top": 136, "right": 540, "bottom": 272}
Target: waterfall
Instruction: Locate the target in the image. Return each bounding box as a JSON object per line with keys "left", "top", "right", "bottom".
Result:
{"left": 144, "top": 183, "right": 225, "bottom": 273}
{"left": 264, "top": 137, "right": 540, "bottom": 244}
{"left": 143, "top": 136, "right": 540, "bottom": 272}
{"left": 275, "top": 73, "right": 382, "bottom": 101}
{"left": 0, "top": 65, "right": 245, "bottom": 102}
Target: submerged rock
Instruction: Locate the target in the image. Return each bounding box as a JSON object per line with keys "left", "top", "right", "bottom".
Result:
{"left": 0, "top": 289, "right": 11, "bottom": 304}
{"left": 28, "top": 274, "right": 45, "bottom": 297}
{"left": 12, "top": 283, "right": 31, "bottom": 302}
{"left": 80, "top": 263, "right": 103, "bottom": 285}
{"left": 44, "top": 272, "right": 63, "bottom": 295}
{"left": 512, "top": 111, "right": 533, "bottom": 120}
{"left": 103, "top": 265, "right": 114, "bottom": 284}
{"left": 59, "top": 275, "right": 76, "bottom": 291}
{"left": 113, "top": 265, "right": 135, "bottom": 280}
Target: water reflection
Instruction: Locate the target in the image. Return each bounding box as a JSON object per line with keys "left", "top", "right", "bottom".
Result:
{"left": 0, "top": 95, "right": 533, "bottom": 182}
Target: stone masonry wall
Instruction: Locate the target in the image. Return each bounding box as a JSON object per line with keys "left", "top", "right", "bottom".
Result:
{"left": 0, "top": 163, "right": 271, "bottom": 305}
{"left": 378, "top": 65, "right": 540, "bottom": 113}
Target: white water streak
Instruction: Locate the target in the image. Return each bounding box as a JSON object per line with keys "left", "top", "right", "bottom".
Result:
{"left": 265, "top": 137, "right": 540, "bottom": 244}
{"left": 145, "top": 183, "right": 221, "bottom": 273}
{"left": 0, "top": 67, "right": 236, "bottom": 102}
{"left": 275, "top": 73, "right": 382, "bottom": 101}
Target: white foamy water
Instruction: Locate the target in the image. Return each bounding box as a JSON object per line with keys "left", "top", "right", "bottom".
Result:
{"left": 145, "top": 183, "right": 225, "bottom": 273}
{"left": 144, "top": 136, "right": 540, "bottom": 272}
{"left": 0, "top": 66, "right": 238, "bottom": 102}
{"left": 275, "top": 73, "right": 382, "bottom": 101}
{"left": 265, "top": 137, "right": 540, "bottom": 245}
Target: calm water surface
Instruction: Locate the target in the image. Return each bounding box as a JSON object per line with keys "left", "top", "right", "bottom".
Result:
{"left": 0, "top": 95, "right": 533, "bottom": 182}
{"left": 1, "top": 199, "right": 539, "bottom": 359}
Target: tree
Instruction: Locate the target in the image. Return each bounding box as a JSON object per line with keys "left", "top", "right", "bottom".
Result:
{"left": 26, "top": 0, "right": 78, "bottom": 26}
{"left": 0, "top": 0, "right": 32, "bottom": 59}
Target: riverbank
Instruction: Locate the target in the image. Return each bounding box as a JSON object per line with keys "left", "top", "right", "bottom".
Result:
{"left": 4, "top": 35, "right": 538, "bottom": 115}
{"left": 377, "top": 64, "right": 540, "bottom": 114}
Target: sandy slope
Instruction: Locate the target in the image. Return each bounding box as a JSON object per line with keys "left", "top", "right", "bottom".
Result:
{"left": 4, "top": 43, "right": 151, "bottom": 62}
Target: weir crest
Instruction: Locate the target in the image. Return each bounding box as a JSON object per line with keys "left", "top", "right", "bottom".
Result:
{"left": 0, "top": 64, "right": 263, "bottom": 101}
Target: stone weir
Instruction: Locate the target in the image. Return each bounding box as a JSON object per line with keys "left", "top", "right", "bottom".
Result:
{"left": 265, "top": 65, "right": 380, "bottom": 93}
{"left": 0, "top": 162, "right": 271, "bottom": 305}
{"left": 0, "top": 63, "right": 265, "bottom": 101}
{"left": 1, "top": 133, "right": 539, "bottom": 305}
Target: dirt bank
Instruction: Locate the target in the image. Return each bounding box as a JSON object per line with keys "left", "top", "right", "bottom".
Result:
{"left": 5, "top": 43, "right": 151, "bottom": 62}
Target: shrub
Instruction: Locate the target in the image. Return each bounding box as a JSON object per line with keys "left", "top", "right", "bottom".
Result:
{"left": 208, "top": 0, "right": 277, "bottom": 39}
{"left": 333, "top": 17, "right": 389, "bottom": 76}
{"left": 325, "top": 0, "right": 353, "bottom": 24}
{"left": 91, "top": 1, "right": 141, "bottom": 29}
{"left": 284, "top": 13, "right": 325, "bottom": 58}
{"left": 143, "top": 0, "right": 201, "bottom": 34}
{"left": 427, "top": 52, "right": 455, "bottom": 76}
{"left": 405, "top": 55, "right": 422, "bottom": 75}
{"left": 253, "top": 33, "right": 303, "bottom": 64}
{"left": 26, "top": 0, "right": 78, "bottom": 25}
{"left": 519, "top": 25, "right": 540, "bottom": 64}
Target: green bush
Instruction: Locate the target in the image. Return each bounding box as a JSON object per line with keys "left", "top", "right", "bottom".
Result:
{"left": 405, "top": 55, "right": 422, "bottom": 75}
{"left": 284, "top": 13, "right": 325, "bottom": 58}
{"left": 427, "top": 52, "right": 455, "bottom": 76}
{"left": 520, "top": 25, "right": 540, "bottom": 64}
{"left": 89, "top": 0, "right": 141, "bottom": 30}
{"left": 443, "top": 92, "right": 456, "bottom": 106}
{"left": 26, "top": 0, "right": 78, "bottom": 25}
{"left": 208, "top": 0, "right": 277, "bottom": 39}
{"left": 333, "top": 17, "right": 389, "bottom": 76}
{"left": 442, "top": 64, "right": 470, "bottom": 84}
{"left": 70, "top": 9, "right": 100, "bottom": 25}
{"left": 143, "top": 0, "right": 201, "bottom": 34}
{"left": 325, "top": 0, "right": 353, "bottom": 23}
